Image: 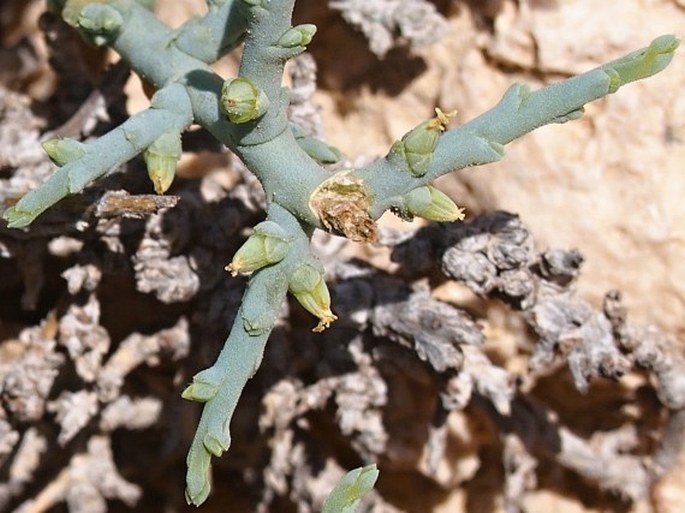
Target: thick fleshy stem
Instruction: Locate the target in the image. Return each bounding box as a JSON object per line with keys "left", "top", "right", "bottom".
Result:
{"left": 0, "top": 5, "right": 679, "bottom": 506}
{"left": 360, "top": 35, "right": 680, "bottom": 218}
{"left": 3, "top": 83, "right": 193, "bottom": 228}
{"left": 184, "top": 265, "right": 287, "bottom": 505}
{"left": 12, "top": 6, "right": 675, "bottom": 236}
{"left": 173, "top": 0, "right": 247, "bottom": 62}
{"left": 183, "top": 204, "right": 312, "bottom": 506}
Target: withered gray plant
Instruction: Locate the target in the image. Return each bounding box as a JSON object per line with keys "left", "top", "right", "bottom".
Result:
{"left": 0, "top": 0, "right": 681, "bottom": 510}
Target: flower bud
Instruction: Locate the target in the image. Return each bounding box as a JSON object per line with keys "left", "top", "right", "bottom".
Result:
{"left": 288, "top": 263, "right": 337, "bottom": 332}
{"left": 322, "top": 464, "right": 379, "bottom": 513}
{"left": 277, "top": 24, "right": 317, "bottom": 48}
{"left": 181, "top": 380, "right": 219, "bottom": 403}
{"left": 404, "top": 185, "right": 465, "bottom": 222}
{"left": 394, "top": 108, "right": 456, "bottom": 177}
{"left": 182, "top": 368, "right": 221, "bottom": 402}
{"left": 203, "top": 432, "right": 229, "bottom": 458}
{"left": 42, "top": 138, "right": 86, "bottom": 166}
{"left": 76, "top": 4, "right": 124, "bottom": 46}
{"left": 144, "top": 130, "right": 182, "bottom": 194}
{"left": 221, "top": 77, "right": 269, "bottom": 124}
{"left": 226, "top": 221, "right": 290, "bottom": 276}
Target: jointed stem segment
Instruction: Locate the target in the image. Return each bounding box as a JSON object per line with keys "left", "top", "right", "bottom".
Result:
{"left": 183, "top": 203, "right": 312, "bottom": 505}
{"left": 363, "top": 34, "right": 680, "bottom": 217}
{"left": 4, "top": 83, "right": 193, "bottom": 228}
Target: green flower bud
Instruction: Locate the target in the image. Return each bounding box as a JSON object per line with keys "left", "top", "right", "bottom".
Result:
{"left": 395, "top": 108, "right": 456, "bottom": 177}
{"left": 144, "top": 130, "right": 182, "bottom": 194}
{"left": 288, "top": 263, "right": 337, "bottom": 332}
{"left": 404, "top": 185, "right": 465, "bottom": 222}
{"left": 42, "top": 138, "right": 86, "bottom": 166}
{"left": 226, "top": 221, "right": 290, "bottom": 276}
{"left": 221, "top": 77, "right": 270, "bottom": 124}
{"left": 203, "top": 432, "right": 229, "bottom": 457}
{"left": 181, "top": 380, "right": 219, "bottom": 403}
{"left": 77, "top": 4, "right": 124, "bottom": 46}
{"left": 182, "top": 368, "right": 221, "bottom": 402}
{"left": 322, "top": 464, "right": 379, "bottom": 513}
{"left": 277, "top": 24, "right": 317, "bottom": 48}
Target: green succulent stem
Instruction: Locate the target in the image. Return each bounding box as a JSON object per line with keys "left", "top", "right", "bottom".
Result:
{"left": 361, "top": 34, "right": 679, "bottom": 218}
{"left": 6, "top": 3, "right": 674, "bottom": 234}
{"left": 230, "top": 0, "right": 304, "bottom": 144}
{"left": 4, "top": 83, "right": 193, "bottom": 228}
{"left": 185, "top": 203, "right": 313, "bottom": 505}
{"left": 173, "top": 0, "right": 247, "bottom": 62}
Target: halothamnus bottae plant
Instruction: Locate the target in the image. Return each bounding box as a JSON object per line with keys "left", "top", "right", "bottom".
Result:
{"left": 1, "top": 0, "right": 679, "bottom": 507}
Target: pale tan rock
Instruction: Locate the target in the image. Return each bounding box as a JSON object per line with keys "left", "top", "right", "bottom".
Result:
{"left": 448, "top": 1, "right": 685, "bottom": 334}
{"left": 654, "top": 441, "right": 685, "bottom": 513}
{"left": 417, "top": 410, "right": 482, "bottom": 488}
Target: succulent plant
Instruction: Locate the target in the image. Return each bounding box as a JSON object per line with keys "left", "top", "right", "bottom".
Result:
{"left": 1, "top": 0, "right": 679, "bottom": 507}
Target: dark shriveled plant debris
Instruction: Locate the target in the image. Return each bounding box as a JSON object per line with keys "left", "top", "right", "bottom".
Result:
{"left": 2, "top": 11, "right": 685, "bottom": 513}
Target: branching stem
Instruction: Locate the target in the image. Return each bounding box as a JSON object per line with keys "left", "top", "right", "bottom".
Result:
{"left": 0, "top": 2, "right": 679, "bottom": 508}
{"left": 184, "top": 203, "right": 313, "bottom": 505}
